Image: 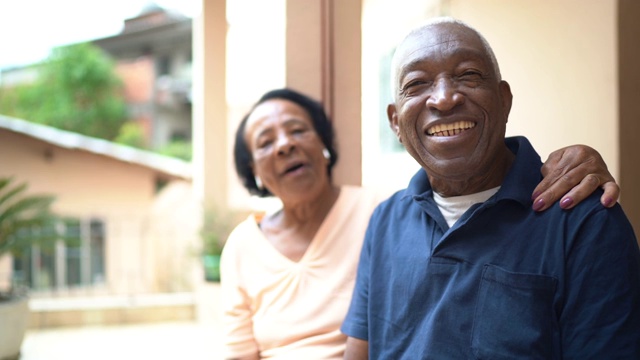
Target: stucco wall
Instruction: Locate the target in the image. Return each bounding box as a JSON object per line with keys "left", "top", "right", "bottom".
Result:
{"left": 449, "top": 0, "right": 618, "bottom": 177}
{"left": 361, "top": 0, "right": 621, "bottom": 197}
{"left": 1, "top": 132, "right": 156, "bottom": 215}
{"left": 451, "top": 1, "right": 639, "bottom": 235}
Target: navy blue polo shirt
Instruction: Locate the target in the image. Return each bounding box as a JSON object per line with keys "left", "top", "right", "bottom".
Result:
{"left": 341, "top": 136, "right": 640, "bottom": 359}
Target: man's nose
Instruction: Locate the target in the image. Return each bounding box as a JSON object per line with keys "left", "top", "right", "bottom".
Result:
{"left": 426, "top": 78, "right": 464, "bottom": 112}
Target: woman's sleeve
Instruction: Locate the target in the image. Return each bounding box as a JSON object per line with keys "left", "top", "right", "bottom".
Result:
{"left": 220, "top": 227, "right": 260, "bottom": 358}
{"left": 340, "top": 208, "right": 376, "bottom": 340}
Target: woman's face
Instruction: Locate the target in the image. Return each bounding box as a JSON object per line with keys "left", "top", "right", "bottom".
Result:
{"left": 244, "top": 98, "right": 331, "bottom": 201}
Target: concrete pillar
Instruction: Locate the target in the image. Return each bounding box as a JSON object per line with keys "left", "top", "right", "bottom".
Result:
{"left": 193, "top": 0, "right": 228, "bottom": 209}
{"left": 618, "top": 0, "right": 640, "bottom": 236}
{"left": 285, "top": 0, "right": 363, "bottom": 186}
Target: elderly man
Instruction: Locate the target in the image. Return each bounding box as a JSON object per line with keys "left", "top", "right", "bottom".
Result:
{"left": 341, "top": 17, "right": 640, "bottom": 359}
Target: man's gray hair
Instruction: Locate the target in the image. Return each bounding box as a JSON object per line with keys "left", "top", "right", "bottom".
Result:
{"left": 390, "top": 17, "right": 502, "bottom": 97}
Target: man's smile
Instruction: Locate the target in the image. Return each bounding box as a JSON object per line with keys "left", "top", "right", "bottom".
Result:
{"left": 427, "top": 121, "right": 476, "bottom": 136}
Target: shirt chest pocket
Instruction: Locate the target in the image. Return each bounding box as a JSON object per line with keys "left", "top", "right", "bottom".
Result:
{"left": 471, "top": 264, "right": 558, "bottom": 360}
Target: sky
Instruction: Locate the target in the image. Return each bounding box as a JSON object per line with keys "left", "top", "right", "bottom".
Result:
{"left": 0, "top": 0, "right": 198, "bottom": 71}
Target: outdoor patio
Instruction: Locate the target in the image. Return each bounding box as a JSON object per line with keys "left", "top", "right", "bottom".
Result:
{"left": 20, "top": 320, "right": 224, "bottom": 360}
{"left": 17, "top": 283, "right": 224, "bottom": 359}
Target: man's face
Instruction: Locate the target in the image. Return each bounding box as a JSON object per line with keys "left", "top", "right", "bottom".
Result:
{"left": 388, "top": 23, "right": 513, "bottom": 191}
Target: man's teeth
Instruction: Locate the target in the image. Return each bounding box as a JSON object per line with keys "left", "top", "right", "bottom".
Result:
{"left": 427, "top": 121, "right": 475, "bottom": 136}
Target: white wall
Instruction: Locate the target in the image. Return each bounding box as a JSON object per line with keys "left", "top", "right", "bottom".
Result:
{"left": 361, "top": 0, "right": 619, "bottom": 190}
{"left": 450, "top": 0, "right": 618, "bottom": 175}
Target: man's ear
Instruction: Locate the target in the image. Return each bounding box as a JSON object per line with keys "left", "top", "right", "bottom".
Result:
{"left": 499, "top": 80, "right": 513, "bottom": 122}
{"left": 386, "top": 103, "right": 402, "bottom": 143}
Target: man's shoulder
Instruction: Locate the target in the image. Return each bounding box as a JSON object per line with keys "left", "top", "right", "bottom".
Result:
{"left": 376, "top": 187, "right": 414, "bottom": 211}
{"left": 365, "top": 187, "right": 422, "bottom": 234}
{"left": 373, "top": 168, "right": 431, "bottom": 209}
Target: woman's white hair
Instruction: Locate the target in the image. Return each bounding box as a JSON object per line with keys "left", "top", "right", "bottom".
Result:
{"left": 390, "top": 17, "right": 502, "bottom": 98}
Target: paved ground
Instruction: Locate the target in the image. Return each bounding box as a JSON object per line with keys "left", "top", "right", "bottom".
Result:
{"left": 20, "top": 321, "right": 225, "bottom": 360}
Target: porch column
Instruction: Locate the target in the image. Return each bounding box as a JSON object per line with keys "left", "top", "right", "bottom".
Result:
{"left": 285, "top": 0, "right": 363, "bottom": 186}
{"left": 619, "top": 0, "right": 640, "bottom": 237}
{"left": 193, "top": 0, "right": 228, "bottom": 208}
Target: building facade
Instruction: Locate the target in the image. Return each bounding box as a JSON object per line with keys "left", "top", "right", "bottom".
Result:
{"left": 0, "top": 115, "right": 201, "bottom": 326}
{"left": 93, "top": 3, "right": 193, "bottom": 151}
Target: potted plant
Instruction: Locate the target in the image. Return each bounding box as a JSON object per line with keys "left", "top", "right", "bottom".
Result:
{"left": 200, "top": 207, "right": 235, "bottom": 282}
{"left": 0, "top": 177, "right": 58, "bottom": 360}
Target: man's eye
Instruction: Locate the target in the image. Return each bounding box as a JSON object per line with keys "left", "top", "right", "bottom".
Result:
{"left": 401, "top": 80, "right": 430, "bottom": 95}
{"left": 406, "top": 80, "right": 427, "bottom": 88}
{"left": 457, "top": 71, "right": 485, "bottom": 87}
{"left": 460, "top": 70, "right": 482, "bottom": 78}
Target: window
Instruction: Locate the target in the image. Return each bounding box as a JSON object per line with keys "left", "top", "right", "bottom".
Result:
{"left": 89, "top": 220, "right": 106, "bottom": 284}
{"left": 12, "top": 218, "right": 106, "bottom": 291}
{"left": 378, "top": 48, "right": 404, "bottom": 154}
{"left": 64, "top": 218, "right": 82, "bottom": 286}
{"left": 157, "top": 55, "right": 171, "bottom": 76}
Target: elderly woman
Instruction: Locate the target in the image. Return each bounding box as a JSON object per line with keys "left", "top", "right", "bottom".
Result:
{"left": 220, "top": 88, "right": 618, "bottom": 360}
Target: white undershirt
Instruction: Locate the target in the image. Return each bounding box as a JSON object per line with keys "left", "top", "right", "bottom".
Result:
{"left": 432, "top": 186, "right": 501, "bottom": 228}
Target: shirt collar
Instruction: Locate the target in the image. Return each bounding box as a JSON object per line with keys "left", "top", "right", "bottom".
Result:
{"left": 404, "top": 136, "right": 542, "bottom": 208}
{"left": 496, "top": 136, "right": 542, "bottom": 207}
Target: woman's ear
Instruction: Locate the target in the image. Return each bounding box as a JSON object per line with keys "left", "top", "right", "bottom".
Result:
{"left": 387, "top": 103, "right": 402, "bottom": 144}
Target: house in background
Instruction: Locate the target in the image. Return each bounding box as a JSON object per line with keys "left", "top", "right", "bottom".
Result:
{"left": 0, "top": 115, "right": 202, "bottom": 327}
{"left": 0, "top": 3, "right": 209, "bottom": 330}
{"left": 0, "top": 3, "right": 193, "bottom": 153}
{"left": 92, "top": 3, "right": 193, "bottom": 151}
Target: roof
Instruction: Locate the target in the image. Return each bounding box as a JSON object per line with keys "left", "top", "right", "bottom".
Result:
{"left": 121, "top": 3, "right": 190, "bottom": 35}
{"left": 139, "top": 2, "right": 165, "bottom": 16}
{"left": 0, "top": 115, "right": 192, "bottom": 180}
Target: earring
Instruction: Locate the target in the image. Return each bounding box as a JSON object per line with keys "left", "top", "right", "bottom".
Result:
{"left": 322, "top": 148, "right": 330, "bottom": 160}
{"left": 255, "top": 176, "right": 263, "bottom": 190}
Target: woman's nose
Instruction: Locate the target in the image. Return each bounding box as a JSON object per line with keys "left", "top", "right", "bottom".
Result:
{"left": 275, "top": 132, "right": 295, "bottom": 155}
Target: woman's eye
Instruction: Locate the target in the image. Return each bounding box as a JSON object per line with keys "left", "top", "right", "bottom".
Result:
{"left": 257, "top": 139, "right": 273, "bottom": 149}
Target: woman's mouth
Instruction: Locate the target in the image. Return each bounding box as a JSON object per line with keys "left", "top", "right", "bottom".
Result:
{"left": 282, "top": 162, "right": 305, "bottom": 175}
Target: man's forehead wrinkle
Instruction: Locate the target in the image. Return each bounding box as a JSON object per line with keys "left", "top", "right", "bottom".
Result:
{"left": 399, "top": 43, "right": 485, "bottom": 72}
{"left": 405, "top": 26, "right": 480, "bottom": 56}
{"left": 392, "top": 22, "right": 496, "bottom": 93}
{"left": 399, "top": 33, "right": 456, "bottom": 64}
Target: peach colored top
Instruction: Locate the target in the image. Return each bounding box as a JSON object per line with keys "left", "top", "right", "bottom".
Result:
{"left": 220, "top": 186, "right": 386, "bottom": 359}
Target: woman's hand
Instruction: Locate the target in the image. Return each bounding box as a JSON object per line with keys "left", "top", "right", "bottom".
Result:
{"left": 532, "top": 144, "right": 619, "bottom": 212}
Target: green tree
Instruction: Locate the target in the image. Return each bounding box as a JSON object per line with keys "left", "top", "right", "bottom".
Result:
{"left": 0, "top": 42, "right": 127, "bottom": 140}
{"left": 157, "top": 139, "right": 193, "bottom": 161}
{"left": 114, "top": 121, "right": 148, "bottom": 149}
{"left": 0, "top": 176, "right": 59, "bottom": 360}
